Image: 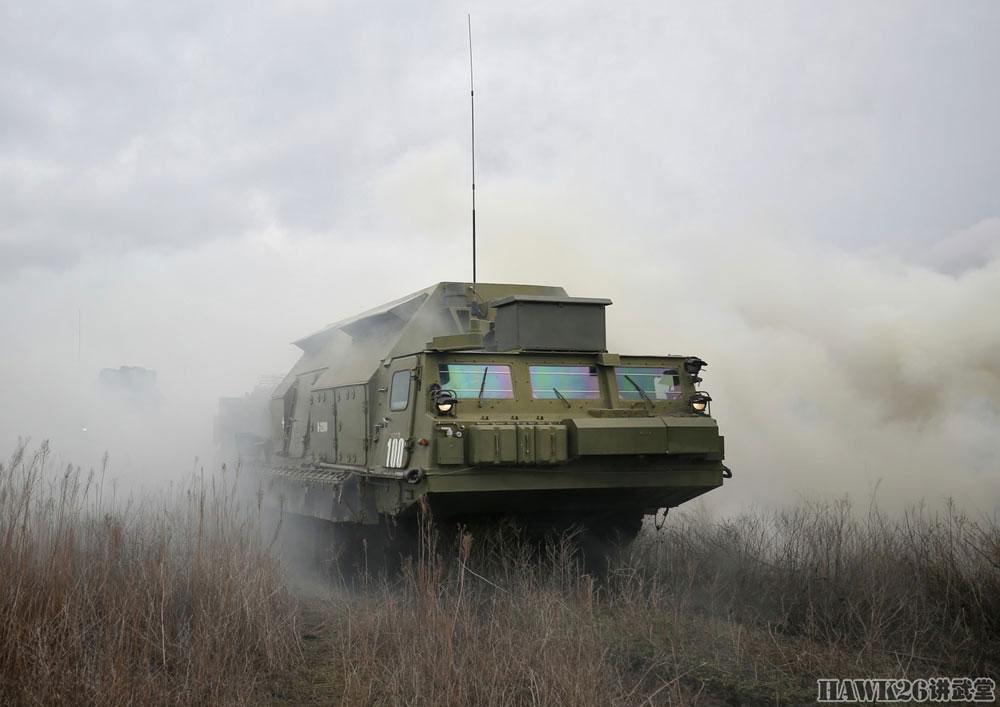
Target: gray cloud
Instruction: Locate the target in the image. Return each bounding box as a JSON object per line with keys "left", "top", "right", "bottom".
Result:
{"left": 922, "top": 217, "right": 1000, "bottom": 274}
{"left": 3, "top": 1, "right": 998, "bottom": 272}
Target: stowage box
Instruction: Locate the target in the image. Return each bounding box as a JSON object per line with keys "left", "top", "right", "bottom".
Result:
{"left": 492, "top": 295, "right": 611, "bottom": 352}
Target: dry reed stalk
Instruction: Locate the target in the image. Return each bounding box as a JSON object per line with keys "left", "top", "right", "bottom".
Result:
{"left": 283, "top": 496, "right": 998, "bottom": 706}
{"left": 0, "top": 442, "right": 301, "bottom": 707}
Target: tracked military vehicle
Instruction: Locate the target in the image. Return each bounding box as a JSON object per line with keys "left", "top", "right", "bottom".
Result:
{"left": 248, "top": 281, "right": 729, "bottom": 561}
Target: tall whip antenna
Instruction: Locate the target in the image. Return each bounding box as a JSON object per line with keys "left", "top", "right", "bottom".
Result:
{"left": 468, "top": 14, "right": 477, "bottom": 284}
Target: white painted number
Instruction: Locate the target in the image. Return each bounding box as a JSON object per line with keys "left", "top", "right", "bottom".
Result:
{"left": 385, "top": 437, "right": 407, "bottom": 469}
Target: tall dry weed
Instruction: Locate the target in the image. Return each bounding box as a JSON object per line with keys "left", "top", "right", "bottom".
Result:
{"left": 294, "top": 498, "right": 999, "bottom": 705}
{"left": 0, "top": 441, "right": 300, "bottom": 706}
{"left": 631, "top": 497, "right": 1000, "bottom": 673}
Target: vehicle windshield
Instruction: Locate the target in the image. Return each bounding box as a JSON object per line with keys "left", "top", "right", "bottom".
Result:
{"left": 529, "top": 365, "right": 601, "bottom": 400}
{"left": 438, "top": 363, "right": 515, "bottom": 399}
{"left": 615, "top": 366, "right": 682, "bottom": 401}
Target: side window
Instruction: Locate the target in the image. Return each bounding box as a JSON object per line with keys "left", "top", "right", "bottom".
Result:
{"left": 437, "top": 363, "right": 515, "bottom": 399}
{"left": 615, "top": 367, "right": 682, "bottom": 401}
{"left": 389, "top": 370, "right": 411, "bottom": 411}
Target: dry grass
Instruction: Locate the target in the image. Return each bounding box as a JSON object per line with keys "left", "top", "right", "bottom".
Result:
{"left": 4, "top": 438, "right": 997, "bottom": 705}
{"left": 279, "top": 499, "right": 1000, "bottom": 706}
{"left": 640, "top": 497, "right": 1000, "bottom": 675}
{"left": 0, "top": 441, "right": 300, "bottom": 706}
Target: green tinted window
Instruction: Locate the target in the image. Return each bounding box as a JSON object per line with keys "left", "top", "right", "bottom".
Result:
{"left": 529, "top": 365, "right": 601, "bottom": 400}
{"left": 616, "top": 367, "right": 681, "bottom": 401}
{"left": 438, "top": 364, "right": 514, "bottom": 399}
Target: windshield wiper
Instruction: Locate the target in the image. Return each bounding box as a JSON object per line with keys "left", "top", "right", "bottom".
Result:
{"left": 477, "top": 366, "right": 490, "bottom": 407}
{"left": 624, "top": 375, "right": 654, "bottom": 410}
{"left": 552, "top": 387, "right": 571, "bottom": 408}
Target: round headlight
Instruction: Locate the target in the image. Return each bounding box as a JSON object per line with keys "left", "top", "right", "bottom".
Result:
{"left": 431, "top": 387, "right": 458, "bottom": 416}
{"left": 690, "top": 391, "right": 712, "bottom": 414}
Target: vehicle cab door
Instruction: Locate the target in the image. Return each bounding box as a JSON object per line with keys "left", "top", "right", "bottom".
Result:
{"left": 374, "top": 356, "right": 418, "bottom": 471}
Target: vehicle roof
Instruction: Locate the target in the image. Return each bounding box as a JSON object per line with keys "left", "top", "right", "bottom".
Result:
{"left": 273, "top": 282, "right": 570, "bottom": 397}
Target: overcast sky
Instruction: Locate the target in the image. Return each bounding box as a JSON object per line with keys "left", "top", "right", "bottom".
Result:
{"left": 1, "top": 1, "right": 998, "bottom": 510}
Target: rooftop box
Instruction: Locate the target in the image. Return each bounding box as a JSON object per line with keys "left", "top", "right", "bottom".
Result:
{"left": 491, "top": 295, "right": 611, "bottom": 352}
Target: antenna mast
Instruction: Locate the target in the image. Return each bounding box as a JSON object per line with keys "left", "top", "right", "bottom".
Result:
{"left": 468, "top": 14, "right": 477, "bottom": 284}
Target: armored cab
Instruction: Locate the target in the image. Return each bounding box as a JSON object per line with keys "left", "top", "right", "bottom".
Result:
{"left": 255, "top": 281, "right": 728, "bottom": 549}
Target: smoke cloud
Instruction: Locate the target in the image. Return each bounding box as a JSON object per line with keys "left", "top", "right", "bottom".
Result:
{"left": 1, "top": 1, "right": 997, "bottom": 512}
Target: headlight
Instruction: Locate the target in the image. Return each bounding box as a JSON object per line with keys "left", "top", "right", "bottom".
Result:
{"left": 430, "top": 385, "right": 458, "bottom": 416}
{"left": 690, "top": 391, "right": 712, "bottom": 414}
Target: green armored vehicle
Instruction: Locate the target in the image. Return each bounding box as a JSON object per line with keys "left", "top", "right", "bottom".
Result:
{"left": 255, "top": 281, "right": 729, "bottom": 561}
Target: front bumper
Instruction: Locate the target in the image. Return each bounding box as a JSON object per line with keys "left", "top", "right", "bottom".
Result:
{"left": 423, "top": 460, "right": 724, "bottom": 516}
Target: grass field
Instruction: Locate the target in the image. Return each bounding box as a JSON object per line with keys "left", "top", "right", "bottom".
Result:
{"left": 2, "top": 442, "right": 998, "bottom": 705}
{"left": 0, "top": 442, "right": 299, "bottom": 706}
{"left": 273, "top": 500, "right": 999, "bottom": 706}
